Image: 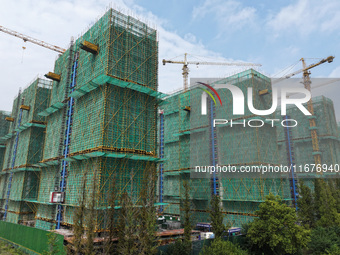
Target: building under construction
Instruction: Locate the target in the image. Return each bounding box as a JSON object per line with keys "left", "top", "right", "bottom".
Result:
{"left": 159, "top": 70, "right": 340, "bottom": 227}
{"left": 0, "top": 9, "right": 162, "bottom": 231}
{"left": 0, "top": 8, "right": 339, "bottom": 233}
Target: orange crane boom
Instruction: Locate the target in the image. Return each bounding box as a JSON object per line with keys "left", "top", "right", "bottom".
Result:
{"left": 0, "top": 25, "right": 66, "bottom": 54}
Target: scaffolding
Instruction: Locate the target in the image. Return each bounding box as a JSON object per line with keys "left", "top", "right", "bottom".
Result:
{"left": 0, "top": 111, "right": 11, "bottom": 215}
{"left": 34, "top": 8, "right": 161, "bottom": 230}
{"left": 277, "top": 96, "right": 340, "bottom": 179}
{"left": 2, "top": 79, "right": 51, "bottom": 170}
{"left": 0, "top": 78, "right": 51, "bottom": 222}
{"left": 3, "top": 95, "right": 25, "bottom": 220}
{"left": 161, "top": 70, "right": 296, "bottom": 227}
{"left": 282, "top": 115, "right": 298, "bottom": 210}
{"left": 161, "top": 70, "right": 340, "bottom": 226}
{"left": 0, "top": 111, "right": 11, "bottom": 170}
{"left": 0, "top": 111, "right": 11, "bottom": 137}
{"left": 0, "top": 8, "right": 338, "bottom": 233}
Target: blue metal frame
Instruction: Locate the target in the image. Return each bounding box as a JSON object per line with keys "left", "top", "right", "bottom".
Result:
{"left": 210, "top": 100, "right": 217, "bottom": 195}
{"left": 159, "top": 112, "right": 164, "bottom": 212}
{"left": 284, "top": 115, "right": 298, "bottom": 210}
{"left": 56, "top": 58, "right": 78, "bottom": 229}
{"left": 3, "top": 104, "right": 24, "bottom": 220}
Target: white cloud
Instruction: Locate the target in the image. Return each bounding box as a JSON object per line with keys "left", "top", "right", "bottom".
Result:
{"left": 268, "top": 0, "right": 340, "bottom": 36}
{"left": 157, "top": 25, "right": 256, "bottom": 93}
{"left": 0, "top": 0, "right": 112, "bottom": 112}
{"left": 0, "top": 0, "right": 256, "bottom": 112}
{"left": 184, "top": 33, "right": 197, "bottom": 43}
{"left": 192, "top": 0, "right": 257, "bottom": 31}
{"left": 329, "top": 66, "right": 340, "bottom": 78}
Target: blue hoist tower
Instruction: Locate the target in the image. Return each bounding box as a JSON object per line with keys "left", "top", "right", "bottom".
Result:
{"left": 3, "top": 95, "right": 28, "bottom": 220}
{"left": 56, "top": 46, "right": 78, "bottom": 229}
{"left": 159, "top": 110, "right": 165, "bottom": 212}
{"left": 209, "top": 100, "right": 218, "bottom": 196}
{"left": 283, "top": 115, "right": 298, "bottom": 210}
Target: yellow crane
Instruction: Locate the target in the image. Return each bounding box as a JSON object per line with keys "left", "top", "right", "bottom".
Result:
{"left": 0, "top": 25, "right": 66, "bottom": 53}
{"left": 275, "top": 56, "right": 335, "bottom": 166}
{"left": 274, "top": 56, "right": 334, "bottom": 84}
{"left": 301, "top": 56, "right": 334, "bottom": 166}
{"left": 162, "top": 53, "right": 262, "bottom": 91}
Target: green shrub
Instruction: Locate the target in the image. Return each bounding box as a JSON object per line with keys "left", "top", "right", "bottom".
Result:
{"left": 200, "top": 237, "right": 248, "bottom": 255}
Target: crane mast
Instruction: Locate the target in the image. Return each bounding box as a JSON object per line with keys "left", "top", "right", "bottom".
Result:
{"left": 275, "top": 56, "right": 334, "bottom": 166}
{"left": 301, "top": 57, "right": 331, "bottom": 167}
{"left": 163, "top": 53, "right": 262, "bottom": 91}
{"left": 182, "top": 53, "right": 189, "bottom": 93}
{"left": 0, "top": 25, "right": 66, "bottom": 54}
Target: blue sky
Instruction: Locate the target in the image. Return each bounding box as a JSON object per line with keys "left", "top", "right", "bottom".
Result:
{"left": 0, "top": 0, "right": 339, "bottom": 111}
{"left": 138, "top": 0, "right": 340, "bottom": 76}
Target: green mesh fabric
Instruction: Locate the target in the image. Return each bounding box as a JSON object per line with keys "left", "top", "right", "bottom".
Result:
{"left": 0, "top": 111, "right": 11, "bottom": 137}
{"left": 42, "top": 110, "right": 63, "bottom": 160}
{"left": 7, "top": 78, "right": 51, "bottom": 125}
{"left": 161, "top": 69, "right": 304, "bottom": 227}
{"left": 277, "top": 96, "right": 340, "bottom": 166}
{"left": 8, "top": 172, "right": 25, "bottom": 201}
{"left": 0, "top": 174, "right": 9, "bottom": 199}
{"left": 36, "top": 166, "right": 57, "bottom": 204}
{"left": 5, "top": 8, "right": 159, "bottom": 230}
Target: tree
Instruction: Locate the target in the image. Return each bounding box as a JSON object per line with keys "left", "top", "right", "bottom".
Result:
{"left": 314, "top": 179, "right": 340, "bottom": 227}
{"left": 182, "top": 179, "right": 192, "bottom": 254}
{"left": 139, "top": 165, "right": 158, "bottom": 255}
{"left": 324, "top": 244, "right": 340, "bottom": 255}
{"left": 241, "top": 223, "right": 261, "bottom": 254}
{"left": 84, "top": 170, "right": 97, "bottom": 255}
{"left": 210, "top": 194, "right": 228, "bottom": 238}
{"left": 43, "top": 226, "right": 60, "bottom": 255}
{"left": 117, "top": 192, "right": 139, "bottom": 255}
{"left": 297, "top": 181, "right": 315, "bottom": 228}
{"left": 104, "top": 174, "right": 117, "bottom": 254}
{"left": 247, "top": 193, "right": 310, "bottom": 254}
{"left": 308, "top": 226, "right": 340, "bottom": 255}
{"left": 314, "top": 178, "right": 323, "bottom": 220}
{"left": 200, "top": 237, "right": 248, "bottom": 255}
{"left": 72, "top": 172, "right": 87, "bottom": 254}
{"left": 165, "top": 239, "right": 190, "bottom": 255}
{"left": 328, "top": 178, "right": 340, "bottom": 213}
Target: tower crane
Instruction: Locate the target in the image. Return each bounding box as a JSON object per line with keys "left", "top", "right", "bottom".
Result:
{"left": 162, "top": 53, "right": 262, "bottom": 91}
{"left": 273, "top": 56, "right": 334, "bottom": 85}
{"left": 274, "top": 55, "right": 335, "bottom": 167}
{"left": 0, "top": 25, "right": 66, "bottom": 53}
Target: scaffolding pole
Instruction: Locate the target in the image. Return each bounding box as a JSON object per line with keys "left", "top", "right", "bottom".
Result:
{"left": 3, "top": 97, "right": 25, "bottom": 220}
